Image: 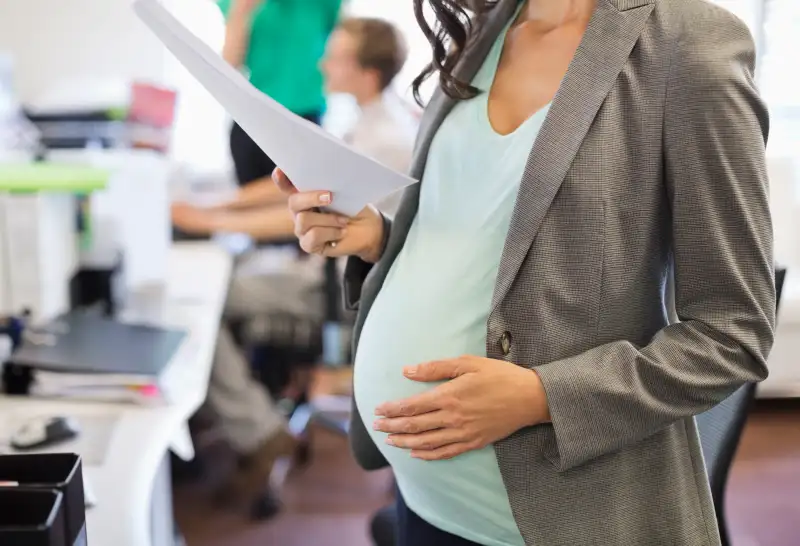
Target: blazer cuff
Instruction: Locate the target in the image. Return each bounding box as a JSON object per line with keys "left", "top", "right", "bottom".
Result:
{"left": 343, "top": 213, "right": 392, "bottom": 311}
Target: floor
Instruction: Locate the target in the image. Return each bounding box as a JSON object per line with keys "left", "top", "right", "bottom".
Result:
{"left": 725, "top": 400, "right": 800, "bottom": 546}
{"left": 174, "top": 400, "right": 800, "bottom": 546}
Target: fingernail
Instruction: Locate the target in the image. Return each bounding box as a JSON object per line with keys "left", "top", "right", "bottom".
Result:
{"left": 338, "top": 216, "right": 348, "bottom": 226}
{"left": 385, "top": 437, "right": 395, "bottom": 446}
{"left": 404, "top": 367, "right": 417, "bottom": 377}
{"left": 375, "top": 407, "right": 385, "bottom": 416}
{"left": 372, "top": 420, "right": 381, "bottom": 431}
{"left": 319, "top": 192, "right": 331, "bottom": 204}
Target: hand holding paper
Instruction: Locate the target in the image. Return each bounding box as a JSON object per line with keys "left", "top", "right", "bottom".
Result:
{"left": 133, "top": 0, "right": 416, "bottom": 217}
{"left": 275, "top": 168, "right": 386, "bottom": 261}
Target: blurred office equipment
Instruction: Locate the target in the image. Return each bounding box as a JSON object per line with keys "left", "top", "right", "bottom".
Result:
{"left": 0, "top": 452, "right": 88, "bottom": 546}
{"left": 69, "top": 247, "right": 126, "bottom": 318}
{"left": 0, "top": 190, "right": 76, "bottom": 322}
{"left": 6, "top": 311, "right": 186, "bottom": 404}
{"left": 0, "top": 487, "right": 68, "bottom": 546}
{"left": 128, "top": 82, "right": 177, "bottom": 152}
{"left": 10, "top": 415, "right": 81, "bottom": 451}
{"left": 15, "top": 79, "right": 177, "bottom": 295}
{"left": 0, "top": 53, "right": 41, "bottom": 162}
{"left": 46, "top": 148, "right": 172, "bottom": 293}
{"left": 25, "top": 82, "right": 177, "bottom": 152}
{"left": 0, "top": 164, "right": 108, "bottom": 322}
{"left": 1, "top": 243, "right": 232, "bottom": 546}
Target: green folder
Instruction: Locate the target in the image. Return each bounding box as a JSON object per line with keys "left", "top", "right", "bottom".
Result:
{"left": 0, "top": 163, "right": 109, "bottom": 193}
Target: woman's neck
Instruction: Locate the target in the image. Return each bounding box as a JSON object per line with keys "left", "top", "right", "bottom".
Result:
{"left": 522, "top": 0, "right": 595, "bottom": 30}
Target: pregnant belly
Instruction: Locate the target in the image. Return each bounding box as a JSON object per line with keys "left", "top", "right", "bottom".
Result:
{"left": 352, "top": 281, "right": 490, "bottom": 461}
{"left": 353, "top": 325, "right": 446, "bottom": 434}
{"left": 354, "top": 300, "right": 486, "bottom": 418}
{"left": 352, "top": 300, "right": 523, "bottom": 544}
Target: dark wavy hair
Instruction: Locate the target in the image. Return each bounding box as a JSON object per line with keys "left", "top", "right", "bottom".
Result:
{"left": 411, "top": 0, "right": 499, "bottom": 106}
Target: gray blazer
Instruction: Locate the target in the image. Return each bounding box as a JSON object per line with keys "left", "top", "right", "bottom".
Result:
{"left": 343, "top": 0, "right": 775, "bottom": 544}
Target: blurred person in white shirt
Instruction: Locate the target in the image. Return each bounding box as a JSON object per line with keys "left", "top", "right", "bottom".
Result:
{"left": 321, "top": 16, "right": 418, "bottom": 216}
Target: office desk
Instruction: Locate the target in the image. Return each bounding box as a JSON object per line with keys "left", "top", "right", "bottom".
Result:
{"left": 0, "top": 242, "right": 232, "bottom": 546}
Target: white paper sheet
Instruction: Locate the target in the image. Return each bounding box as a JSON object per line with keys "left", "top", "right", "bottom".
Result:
{"left": 133, "top": 0, "right": 417, "bottom": 217}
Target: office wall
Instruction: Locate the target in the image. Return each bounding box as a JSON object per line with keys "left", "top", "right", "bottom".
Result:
{"left": 0, "top": 0, "right": 167, "bottom": 107}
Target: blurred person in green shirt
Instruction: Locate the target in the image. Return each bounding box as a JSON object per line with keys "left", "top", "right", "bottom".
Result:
{"left": 219, "top": 0, "right": 343, "bottom": 187}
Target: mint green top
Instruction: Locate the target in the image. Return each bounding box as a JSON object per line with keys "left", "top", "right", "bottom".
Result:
{"left": 353, "top": 7, "right": 551, "bottom": 546}
{"left": 217, "top": 0, "right": 341, "bottom": 115}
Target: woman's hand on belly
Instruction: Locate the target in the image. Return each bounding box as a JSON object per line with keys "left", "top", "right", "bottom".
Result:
{"left": 372, "top": 356, "right": 551, "bottom": 461}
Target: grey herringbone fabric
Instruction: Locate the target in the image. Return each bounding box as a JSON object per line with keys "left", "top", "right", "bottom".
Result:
{"left": 343, "top": 0, "right": 775, "bottom": 544}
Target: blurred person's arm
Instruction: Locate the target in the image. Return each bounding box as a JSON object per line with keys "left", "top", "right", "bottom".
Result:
{"left": 213, "top": 177, "right": 286, "bottom": 210}
{"left": 220, "top": 0, "right": 263, "bottom": 68}
{"left": 172, "top": 202, "right": 295, "bottom": 241}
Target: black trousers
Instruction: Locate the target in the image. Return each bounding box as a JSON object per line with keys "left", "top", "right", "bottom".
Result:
{"left": 229, "top": 112, "right": 322, "bottom": 187}
{"left": 396, "top": 492, "right": 482, "bottom": 546}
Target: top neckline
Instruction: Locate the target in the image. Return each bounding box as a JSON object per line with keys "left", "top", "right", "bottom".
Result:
{"left": 475, "top": 2, "right": 552, "bottom": 139}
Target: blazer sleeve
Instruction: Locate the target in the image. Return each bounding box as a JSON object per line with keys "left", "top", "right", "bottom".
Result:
{"left": 534, "top": 12, "right": 775, "bottom": 473}
{"left": 343, "top": 213, "right": 393, "bottom": 310}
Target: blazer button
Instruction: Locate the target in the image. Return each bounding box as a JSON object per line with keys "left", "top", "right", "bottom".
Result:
{"left": 499, "top": 331, "right": 512, "bottom": 356}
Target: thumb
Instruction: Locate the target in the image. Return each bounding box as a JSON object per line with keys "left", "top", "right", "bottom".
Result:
{"left": 272, "top": 167, "right": 297, "bottom": 195}
{"left": 404, "top": 357, "right": 478, "bottom": 382}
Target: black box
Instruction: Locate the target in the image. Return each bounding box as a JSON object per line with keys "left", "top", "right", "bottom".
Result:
{"left": 69, "top": 250, "right": 126, "bottom": 318}
{"left": 0, "top": 488, "right": 67, "bottom": 546}
{"left": 0, "top": 453, "right": 87, "bottom": 546}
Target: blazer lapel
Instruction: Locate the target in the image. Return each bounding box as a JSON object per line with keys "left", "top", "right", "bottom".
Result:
{"left": 490, "top": 0, "right": 655, "bottom": 311}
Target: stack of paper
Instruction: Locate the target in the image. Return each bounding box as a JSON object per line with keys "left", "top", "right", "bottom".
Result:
{"left": 133, "top": 0, "right": 416, "bottom": 217}
{"left": 9, "top": 312, "right": 186, "bottom": 405}
{"left": 30, "top": 372, "right": 165, "bottom": 405}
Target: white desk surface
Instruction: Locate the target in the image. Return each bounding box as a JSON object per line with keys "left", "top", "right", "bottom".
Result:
{"left": 0, "top": 242, "right": 232, "bottom": 546}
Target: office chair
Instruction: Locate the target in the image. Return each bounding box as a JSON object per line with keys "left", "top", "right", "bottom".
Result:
{"left": 243, "top": 256, "right": 351, "bottom": 442}
{"left": 239, "top": 255, "right": 353, "bottom": 518}
{"left": 371, "top": 503, "right": 398, "bottom": 546}
{"left": 695, "top": 266, "right": 786, "bottom": 546}
{"left": 367, "top": 268, "right": 788, "bottom": 546}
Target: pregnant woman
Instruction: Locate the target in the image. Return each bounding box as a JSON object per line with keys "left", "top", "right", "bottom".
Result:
{"left": 276, "top": 0, "right": 775, "bottom": 544}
